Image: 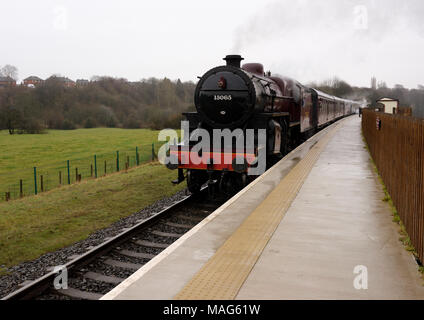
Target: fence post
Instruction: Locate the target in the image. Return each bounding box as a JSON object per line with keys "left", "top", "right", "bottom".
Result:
{"left": 104, "top": 160, "right": 107, "bottom": 175}
{"left": 94, "top": 155, "right": 97, "bottom": 178}
{"left": 34, "top": 167, "right": 38, "bottom": 195}
{"left": 40, "top": 175, "right": 44, "bottom": 192}
{"left": 59, "top": 171, "right": 62, "bottom": 185}
{"left": 136, "top": 147, "right": 139, "bottom": 166}
{"left": 151, "top": 143, "right": 155, "bottom": 161}
{"left": 75, "top": 168, "right": 78, "bottom": 182}
{"left": 20, "top": 179, "right": 23, "bottom": 198}
{"left": 67, "top": 160, "right": 70, "bottom": 185}
{"left": 116, "top": 151, "right": 120, "bottom": 172}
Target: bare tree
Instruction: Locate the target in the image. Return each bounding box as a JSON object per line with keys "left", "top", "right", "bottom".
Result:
{"left": 377, "top": 81, "right": 387, "bottom": 89}
{"left": 0, "top": 64, "right": 19, "bottom": 80}
{"left": 0, "top": 87, "right": 21, "bottom": 134}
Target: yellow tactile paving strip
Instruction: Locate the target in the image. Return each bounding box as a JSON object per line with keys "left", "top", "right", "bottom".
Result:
{"left": 174, "top": 121, "right": 344, "bottom": 300}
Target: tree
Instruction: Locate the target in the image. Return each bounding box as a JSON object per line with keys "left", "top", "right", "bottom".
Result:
{"left": 0, "top": 64, "right": 18, "bottom": 80}
{"left": 176, "top": 79, "right": 186, "bottom": 101}
{"left": 312, "top": 77, "right": 352, "bottom": 98}
{"left": 0, "top": 87, "right": 22, "bottom": 134}
{"left": 0, "top": 76, "right": 197, "bottom": 132}
{"left": 84, "top": 117, "right": 97, "bottom": 128}
{"left": 332, "top": 78, "right": 353, "bottom": 98}
{"left": 377, "top": 81, "right": 387, "bottom": 89}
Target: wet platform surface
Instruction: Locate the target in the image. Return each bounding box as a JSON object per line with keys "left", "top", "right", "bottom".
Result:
{"left": 102, "top": 116, "right": 424, "bottom": 300}
{"left": 236, "top": 117, "right": 424, "bottom": 299}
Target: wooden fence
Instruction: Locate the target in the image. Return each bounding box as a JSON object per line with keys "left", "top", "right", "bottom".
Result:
{"left": 362, "top": 109, "right": 424, "bottom": 262}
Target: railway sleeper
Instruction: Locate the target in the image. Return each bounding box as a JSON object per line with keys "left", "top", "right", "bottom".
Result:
{"left": 119, "top": 250, "right": 156, "bottom": 260}
{"left": 151, "top": 230, "right": 182, "bottom": 238}
{"left": 83, "top": 271, "right": 124, "bottom": 285}
{"left": 135, "top": 240, "right": 168, "bottom": 249}
{"left": 164, "top": 221, "right": 193, "bottom": 229}
{"left": 176, "top": 215, "right": 204, "bottom": 222}
{"left": 103, "top": 259, "right": 142, "bottom": 271}
{"left": 57, "top": 287, "right": 103, "bottom": 300}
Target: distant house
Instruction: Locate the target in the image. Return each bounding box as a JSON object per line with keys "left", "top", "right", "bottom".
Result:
{"left": 76, "top": 79, "right": 89, "bottom": 86}
{"left": 0, "top": 76, "right": 16, "bottom": 87}
{"left": 47, "top": 76, "right": 76, "bottom": 88}
{"left": 23, "top": 76, "right": 44, "bottom": 87}
{"left": 58, "top": 77, "right": 75, "bottom": 88}
{"left": 377, "top": 97, "right": 399, "bottom": 114}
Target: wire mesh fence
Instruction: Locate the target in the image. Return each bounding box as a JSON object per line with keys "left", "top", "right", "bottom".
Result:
{"left": 1, "top": 142, "right": 167, "bottom": 202}
{"left": 362, "top": 109, "right": 424, "bottom": 262}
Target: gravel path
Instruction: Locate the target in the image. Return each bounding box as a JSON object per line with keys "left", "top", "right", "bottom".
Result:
{"left": 0, "top": 189, "right": 188, "bottom": 299}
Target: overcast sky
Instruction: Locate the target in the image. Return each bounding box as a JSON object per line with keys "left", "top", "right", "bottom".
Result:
{"left": 1, "top": 0, "right": 423, "bottom": 88}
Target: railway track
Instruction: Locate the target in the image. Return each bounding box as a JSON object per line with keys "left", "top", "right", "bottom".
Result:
{"left": 2, "top": 188, "right": 226, "bottom": 300}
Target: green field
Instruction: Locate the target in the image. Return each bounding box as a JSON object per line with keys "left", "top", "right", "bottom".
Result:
{"left": 0, "top": 162, "right": 185, "bottom": 272}
{"left": 0, "top": 128, "right": 185, "bottom": 272}
{"left": 0, "top": 128, "right": 172, "bottom": 201}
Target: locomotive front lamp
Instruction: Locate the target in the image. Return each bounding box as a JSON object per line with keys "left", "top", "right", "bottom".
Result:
{"left": 218, "top": 77, "right": 227, "bottom": 90}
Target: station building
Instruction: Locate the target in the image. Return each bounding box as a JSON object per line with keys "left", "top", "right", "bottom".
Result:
{"left": 377, "top": 97, "right": 399, "bottom": 114}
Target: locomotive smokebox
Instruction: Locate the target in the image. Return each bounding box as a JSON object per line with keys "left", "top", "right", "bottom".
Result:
{"left": 223, "top": 55, "right": 244, "bottom": 68}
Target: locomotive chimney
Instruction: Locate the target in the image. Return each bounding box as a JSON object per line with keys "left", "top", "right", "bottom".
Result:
{"left": 223, "top": 55, "right": 244, "bottom": 68}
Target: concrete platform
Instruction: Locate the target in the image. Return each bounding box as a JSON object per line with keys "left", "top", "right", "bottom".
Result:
{"left": 102, "top": 116, "right": 424, "bottom": 300}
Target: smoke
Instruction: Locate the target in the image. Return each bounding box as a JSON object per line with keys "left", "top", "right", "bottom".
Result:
{"left": 231, "top": 0, "right": 424, "bottom": 87}
{"left": 233, "top": 0, "right": 424, "bottom": 52}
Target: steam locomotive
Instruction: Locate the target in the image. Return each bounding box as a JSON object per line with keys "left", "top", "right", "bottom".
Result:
{"left": 167, "top": 55, "right": 360, "bottom": 194}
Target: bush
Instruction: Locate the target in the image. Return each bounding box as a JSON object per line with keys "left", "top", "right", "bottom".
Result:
{"left": 105, "top": 117, "right": 117, "bottom": 128}
{"left": 84, "top": 117, "right": 97, "bottom": 128}
{"left": 61, "top": 120, "right": 76, "bottom": 130}
{"left": 123, "top": 117, "right": 140, "bottom": 129}
{"left": 17, "top": 118, "right": 46, "bottom": 134}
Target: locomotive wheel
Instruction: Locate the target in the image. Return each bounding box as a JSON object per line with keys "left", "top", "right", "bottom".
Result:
{"left": 219, "top": 172, "right": 232, "bottom": 196}
{"left": 187, "top": 170, "right": 206, "bottom": 194}
{"left": 219, "top": 172, "right": 249, "bottom": 196}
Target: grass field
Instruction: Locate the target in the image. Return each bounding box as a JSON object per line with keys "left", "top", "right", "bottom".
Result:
{"left": 0, "top": 162, "right": 185, "bottom": 273}
{"left": 0, "top": 128, "right": 171, "bottom": 200}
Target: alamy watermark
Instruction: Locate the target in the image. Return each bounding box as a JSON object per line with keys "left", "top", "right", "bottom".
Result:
{"left": 53, "top": 265, "right": 68, "bottom": 290}
{"left": 353, "top": 5, "right": 369, "bottom": 30}
{"left": 53, "top": 6, "right": 68, "bottom": 31}
{"left": 157, "top": 121, "right": 268, "bottom": 175}
{"left": 353, "top": 265, "right": 368, "bottom": 290}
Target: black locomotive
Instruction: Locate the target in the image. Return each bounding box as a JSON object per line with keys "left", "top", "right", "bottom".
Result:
{"left": 168, "top": 55, "right": 360, "bottom": 194}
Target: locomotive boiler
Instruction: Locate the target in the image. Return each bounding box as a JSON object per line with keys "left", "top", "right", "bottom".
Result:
{"left": 167, "top": 55, "right": 360, "bottom": 194}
